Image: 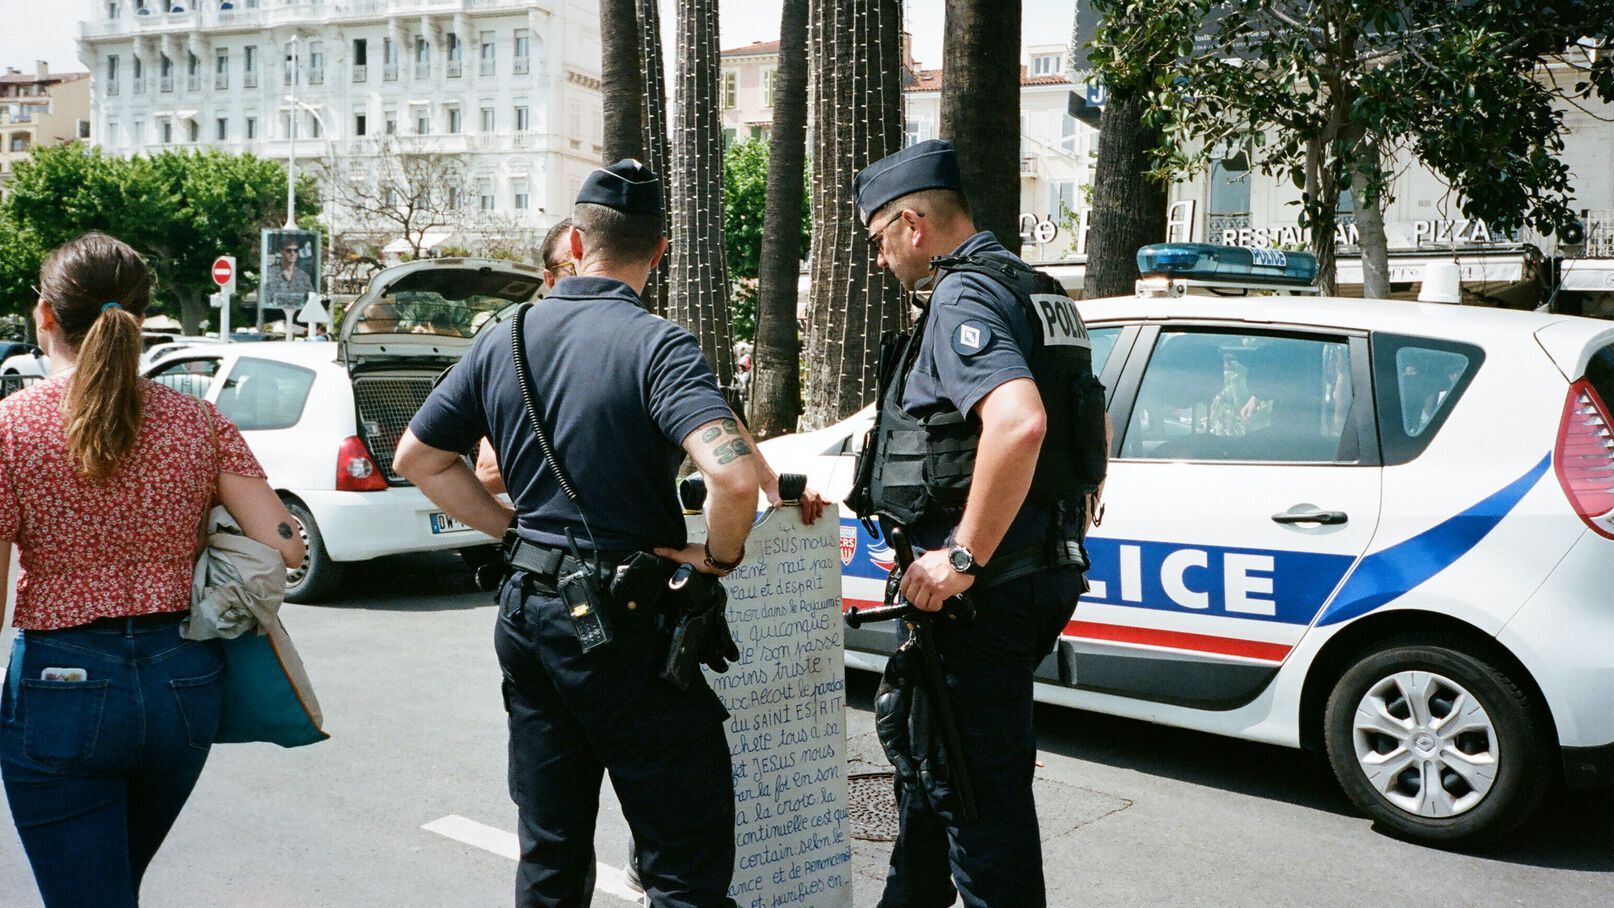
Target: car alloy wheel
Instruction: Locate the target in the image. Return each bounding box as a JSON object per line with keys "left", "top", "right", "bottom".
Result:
{"left": 1351, "top": 670, "right": 1498, "bottom": 818}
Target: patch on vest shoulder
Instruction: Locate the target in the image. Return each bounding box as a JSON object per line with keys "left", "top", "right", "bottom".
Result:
{"left": 1030, "top": 293, "right": 1092, "bottom": 349}
{"left": 951, "top": 321, "right": 991, "bottom": 356}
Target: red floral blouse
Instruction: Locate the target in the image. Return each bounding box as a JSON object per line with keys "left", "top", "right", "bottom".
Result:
{"left": 0, "top": 376, "right": 266, "bottom": 630}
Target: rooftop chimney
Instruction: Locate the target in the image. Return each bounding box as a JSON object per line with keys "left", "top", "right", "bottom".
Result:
{"left": 35, "top": 60, "right": 48, "bottom": 81}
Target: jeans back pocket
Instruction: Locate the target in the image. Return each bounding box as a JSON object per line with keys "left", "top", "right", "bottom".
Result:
{"left": 169, "top": 668, "right": 225, "bottom": 751}
{"left": 19, "top": 679, "right": 111, "bottom": 769}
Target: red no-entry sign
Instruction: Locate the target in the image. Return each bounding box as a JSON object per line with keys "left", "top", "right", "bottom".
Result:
{"left": 212, "top": 256, "right": 235, "bottom": 287}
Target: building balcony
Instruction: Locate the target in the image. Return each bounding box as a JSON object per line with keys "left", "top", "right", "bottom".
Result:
{"left": 513, "top": 58, "right": 530, "bottom": 75}
{"left": 159, "top": 76, "right": 174, "bottom": 93}
{"left": 106, "top": 80, "right": 121, "bottom": 97}
{"left": 309, "top": 69, "right": 325, "bottom": 86}
{"left": 85, "top": 1, "right": 541, "bottom": 42}
{"left": 447, "top": 61, "right": 463, "bottom": 79}
{"left": 132, "top": 78, "right": 147, "bottom": 94}
{"left": 383, "top": 64, "right": 399, "bottom": 82}
{"left": 353, "top": 65, "right": 368, "bottom": 83}
{"left": 186, "top": 76, "right": 201, "bottom": 92}
{"left": 214, "top": 74, "right": 229, "bottom": 90}
{"left": 244, "top": 71, "right": 258, "bottom": 89}
{"left": 479, "top": 60, "right": 495, "bottom": 78}
{"left": 414, "top": 63, "right": 432, "bottom": 80}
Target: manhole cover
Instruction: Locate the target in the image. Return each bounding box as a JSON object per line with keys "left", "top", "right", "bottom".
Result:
{"left": 848, "top": 771, "right": 899, "bottom": 842}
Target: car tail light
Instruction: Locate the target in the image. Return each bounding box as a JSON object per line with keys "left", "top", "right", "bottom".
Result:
{"left": 337, "top": 436, "right": 388, "bottom": 492}
{"left": 1554, "top": 378, "right": 1614, "bottom": 539}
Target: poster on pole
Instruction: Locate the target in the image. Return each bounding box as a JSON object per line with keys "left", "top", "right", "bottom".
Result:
{"left": 259, "top": 228, "right": 321, "bottom": 332}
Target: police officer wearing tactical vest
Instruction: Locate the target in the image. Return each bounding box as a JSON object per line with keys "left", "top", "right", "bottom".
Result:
{"left": 848, "top": 139, "right": 1108, "bottom": 907}
{"left": 396, "top": 160, "right": 757, "bottom": 908}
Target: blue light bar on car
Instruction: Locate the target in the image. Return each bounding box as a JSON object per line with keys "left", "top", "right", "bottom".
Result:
{"left": 1136, "top": 243, "right": 1320, "bottom": 286}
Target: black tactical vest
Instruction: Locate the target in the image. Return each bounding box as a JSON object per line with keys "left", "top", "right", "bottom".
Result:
{"left": 848, "top": 254, "right": 1108, "bottom": 529}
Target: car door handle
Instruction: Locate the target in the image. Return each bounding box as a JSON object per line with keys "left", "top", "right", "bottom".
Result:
{"left": 1271, "top": 510, "right": 1348, "bottom": 525}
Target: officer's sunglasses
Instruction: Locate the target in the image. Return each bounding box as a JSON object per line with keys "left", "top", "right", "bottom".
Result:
{"left": 546, "top": 260, "right": 576, "bottom": 277}
{"left": 866, "top": 210, "right": 922, "bottom": 251}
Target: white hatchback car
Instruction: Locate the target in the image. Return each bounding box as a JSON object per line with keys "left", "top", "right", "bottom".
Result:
{"left": 760, "top": 260, "right": 1614, "bottom": 846}
{"left": 145, "top": 258, "right": 547, "bottom": 601}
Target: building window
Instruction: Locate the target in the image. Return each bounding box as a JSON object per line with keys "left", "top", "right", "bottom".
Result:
{"left": 480, "top": 105, "right": 495, "bottom": 132}
{"left": 383, "top": 37, "right": 398, "bottom": 81}
{"left": 446, "top": 33, "right": 462, "bottom": 78}
{"left": 1207, "top": 149, "right": 1252, "bottom": 242}
{"left": 186, "top": 119, "right": 199, "bottom": 143}
{"left": 186, "top": 52, "right": 200, "bottom": 91}
{"left": 384, "top": 110, "right": 396, "bottom": 135}
{"left": 106, "top": 119, "right": 118, "bottom": 146}
{"left": 283, "top": 41, "right": 295, "bottom": 85}
{"left": 107, "top": 54, "right": 119, "bottom": 81}
{"left": 308, "top": 111, "right": 321, "bottom": 139}
{"left": 243, "top": 45, "right": 257, "bottom": 88}
{"left": 479, "top": 178, "right": 494, "bottom": 211}
{"left": 479, "top": 31, "right": 495, "bottom": 77}
{"left": 354, "top": 112, "right": 367, "bottom": 136}
{"left": 280, "top": 111, "right": 292, "bottom": 139}
{"left": 216, "top": 117, "right": 227, "bottom": 141}
{"left": 133, "top": 119, "right": 144, "bottom": 143}
{"left": 307, "top": 41, "right": 324, "bottom": 85}
{"left": 1032, "top": 53, "right": 1062, "bottom": 76}
{"left": 214, "top": 48, "right": 229, "bottom": 89}
{"left": 107, "top": 0, "right": 120, "bottom": 17}
{"left": 513, "top": 179, "right": 529, "bottom": 210}
{"left": 416, "top": 111, "right": 430, "bottom": 135}
{"left": 351, "top": 38, "right": 367, "bottom": 82}
{"left": 161, "top": 120, "right": 172, "bottom": 143}
{"left": 762, "top": 68, "right": 776, "bottom": 108}
{"left": 447, "top": 186, "right": 462, "bottom": 209}
{"left": 1048, "top": 180, "right": 1077, "bottom": 220}
{"left": 160, "top": 54, "right": 174, "bottom": 92}
{"left": 514, "top": 105, "right": 529, "bottom": 131}
{"left": 244, "top": 116, "right": 256, "bottom": 139}
{"left": 414, "top": 37, "right": 431, "bottom": 80}
{"left": 904, "top": 119, "right": 921, "bottom": 147}
{"left": 513, "top": 29, "right": 530, "bottom": 74}
{"left": 1059, "top": 112, "right": 1079, "bottom": 155}
{"left": 722, "top": 127, "right": 736, "bottom": 147}
{"left": 722, "top": 71, "right": 737, "bottom": 109}
{"left": 446, "top": 106, "right": 461, "bottom": 134}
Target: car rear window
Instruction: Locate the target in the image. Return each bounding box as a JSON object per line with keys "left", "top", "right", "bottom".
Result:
{"left": 1584, "top": 344, "right": 1614, "bottom": 412}
{"left": 1371, "top": 334, "right": 1484, "bottom": 465}
{"left": 216, "top": 358, "right": 316, "bottom": 431}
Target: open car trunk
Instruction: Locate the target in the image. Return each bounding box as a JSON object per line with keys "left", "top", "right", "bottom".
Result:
{"left": 340, "top": 258, "right": 546, "bottom": 483}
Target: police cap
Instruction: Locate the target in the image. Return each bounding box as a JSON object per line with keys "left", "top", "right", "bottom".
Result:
{"left": 853, "top": 139, "right": 963, "bottom": 226}
{"left": 576, "top": 159, "right": 663, "bottom": 217}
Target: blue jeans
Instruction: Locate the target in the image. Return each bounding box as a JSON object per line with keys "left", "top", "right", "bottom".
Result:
{"left": 1, "top": 615, "right": 224, "bottom": 908}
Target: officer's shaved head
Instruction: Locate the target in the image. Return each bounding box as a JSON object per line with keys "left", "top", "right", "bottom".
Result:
{"left": 571, "top": 203, "right": 664, "bottom": 266}
{"left": 875, "top": 188, "right": 973, "bottom": 227}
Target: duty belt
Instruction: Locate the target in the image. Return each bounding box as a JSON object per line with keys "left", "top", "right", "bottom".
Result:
{"left": 501, "top": 534, "right": 623, "bottom": 582}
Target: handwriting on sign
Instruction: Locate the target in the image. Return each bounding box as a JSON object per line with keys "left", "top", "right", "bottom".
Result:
{"left": 707, "top": 507, "right": 852, "bottom": 908}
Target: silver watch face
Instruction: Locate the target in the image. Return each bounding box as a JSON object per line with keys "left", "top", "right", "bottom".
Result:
{"left": 949, "top": 546, "right": 973, "bottom": 572}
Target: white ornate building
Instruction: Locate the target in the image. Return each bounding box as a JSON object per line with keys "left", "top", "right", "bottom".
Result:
{"left": 78, "top": 0, "right": 604, "bottom": 256}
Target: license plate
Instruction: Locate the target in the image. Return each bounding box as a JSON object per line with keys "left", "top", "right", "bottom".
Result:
{"left": 430, "top": 512, "right": 469, "bottom": 534}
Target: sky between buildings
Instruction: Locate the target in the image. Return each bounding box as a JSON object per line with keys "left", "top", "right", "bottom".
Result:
{"left": 4, "top": 0, "right": 1078, "bottom": 80}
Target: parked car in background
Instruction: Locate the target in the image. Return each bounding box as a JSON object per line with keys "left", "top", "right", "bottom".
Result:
{"left": 145, "top": 257, "right": 546, "bottom": 601}
{"left": 759, "top": 245, "right": 1614, "bottom": 846}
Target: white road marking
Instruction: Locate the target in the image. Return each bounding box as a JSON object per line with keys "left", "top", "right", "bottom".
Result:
{"left": 422, "top": 815, "right": 645, "bottom": 906}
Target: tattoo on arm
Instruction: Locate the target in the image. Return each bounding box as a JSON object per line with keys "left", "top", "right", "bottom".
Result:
{"left": 721, "top": 417, "right": 739, "bottom": 434}
{"left": 278, "top": 522, "right": 295, "bottom": 540}
{"left": 712, "top": 438, "right": 753, "bottom": 465}
{"left": 701, "top": 426, "right": 722, "bottom": 443}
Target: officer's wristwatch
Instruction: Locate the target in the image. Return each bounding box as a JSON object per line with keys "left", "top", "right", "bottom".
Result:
{"left": 948, "top": 544, "right": 982, "bottom": 576}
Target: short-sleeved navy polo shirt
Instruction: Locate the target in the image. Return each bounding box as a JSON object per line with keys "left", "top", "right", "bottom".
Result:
{"left": 897, "top": 231, "right": 1067, "bottom": 551}
{"left": 409, "top": 276, "right": 732, "bottom": 553}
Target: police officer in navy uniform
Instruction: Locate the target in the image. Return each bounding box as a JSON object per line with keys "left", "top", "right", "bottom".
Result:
{"left": 396, "top": 160, "right": 758, "bottom": 908}
{"left": 848, "top": 139, "right": 1107, "bottom": 907}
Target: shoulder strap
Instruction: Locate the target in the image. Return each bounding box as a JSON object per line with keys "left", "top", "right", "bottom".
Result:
{"left": 510, "top": 303, "right": 599, "bottom": 551}
{"left": 930, "top": 253, "right": 1057, "bottom": 301}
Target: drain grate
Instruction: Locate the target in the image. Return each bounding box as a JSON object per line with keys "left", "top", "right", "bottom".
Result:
{"left": 848, "top": 771, "right": 899, "bottom": 842}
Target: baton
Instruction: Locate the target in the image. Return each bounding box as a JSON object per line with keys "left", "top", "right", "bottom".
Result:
{"left": 843, "top": 526, "right": 977, "bottom": 627}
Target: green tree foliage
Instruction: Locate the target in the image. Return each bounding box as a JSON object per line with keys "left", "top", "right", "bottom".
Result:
{"left": 0, "top": 210, "right": 46, "bottom": 323}
{"left": 4, "top": 144, "right": 316, "bottom": 331}
{"left": 722, "top": 139, "right": 812, "bottom": 284}
{"left": 1089, "top": 1, "right": 1614, "bottom": 295}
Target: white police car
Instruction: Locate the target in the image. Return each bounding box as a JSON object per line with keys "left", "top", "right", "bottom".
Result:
{"left": 760, "top": 244, "right": 1614, "bottom": 846}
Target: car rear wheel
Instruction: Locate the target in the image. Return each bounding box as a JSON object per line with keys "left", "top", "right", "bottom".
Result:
{"left": 284, "top": 498, "right": 344, "bottom": 603}
{"left": 1324, "top": 638, "right": 1551, "bottom": 846}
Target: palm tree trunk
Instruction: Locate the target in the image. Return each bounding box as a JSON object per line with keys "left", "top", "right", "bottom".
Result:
{"left": 600, "top": 0, "right": 644, "bottom": 163}
{"left": 940, "top": 0, "right": 1022, "bottom": 254}
{"left": 637, "top": 0, "right": 672, "bottom": 316}
{"left": 670, "top": 0, "right": 735, "bottom": 389}
{"left": 1084, "top": 88, "right": 1167, "bottom": 298}
{"left": 749, "top": 0, "right": 811, "bottom": 438}
{"left": 802, "top": 0, "right": 907, "bottom": 429}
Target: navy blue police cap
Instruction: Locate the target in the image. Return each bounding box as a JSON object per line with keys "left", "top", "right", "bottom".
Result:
{"left": 576, "top": 158, "right": 663, "bottom": 217}
{"left": 853, "top": 139, "right": 963, "bottom": 226}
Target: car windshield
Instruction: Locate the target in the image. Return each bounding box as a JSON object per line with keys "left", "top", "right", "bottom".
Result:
{"left": 352, "top": 267, "right": 544, "bottom": 339}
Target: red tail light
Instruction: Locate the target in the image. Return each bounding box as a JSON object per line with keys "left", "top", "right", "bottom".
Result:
{"left": 337, "top": 436, "right": 388, "bottom": 492}
{"left": 1554, "top": 378, "right": 1614, "bottom": 539}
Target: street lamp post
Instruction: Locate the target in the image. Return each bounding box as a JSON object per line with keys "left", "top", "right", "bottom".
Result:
{"left": 284, "top": 35, "right": 300, "bottom": 230}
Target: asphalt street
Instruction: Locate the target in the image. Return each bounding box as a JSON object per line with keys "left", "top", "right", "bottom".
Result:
{"left": 2, "top": 553, "right": 1610, "bottom": 907}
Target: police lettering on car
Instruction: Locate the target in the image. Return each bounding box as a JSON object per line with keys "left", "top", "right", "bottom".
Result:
{"left": 845, "top": 139, "right": 1108, "bottom": 908}
{"left": 395, "top": 160, "right": 760, "bottom": 908}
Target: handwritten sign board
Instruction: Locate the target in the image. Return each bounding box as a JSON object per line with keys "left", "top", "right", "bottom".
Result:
{"left": 700, "top": 505, "right": 852, "bottom": 908}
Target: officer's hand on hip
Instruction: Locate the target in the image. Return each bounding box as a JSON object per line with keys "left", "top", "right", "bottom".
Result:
{"left": 655, "top": 543, "right": 732, "bottom": 576}
{"left": 900, "top": 549, "right": 975, "bottom": 612}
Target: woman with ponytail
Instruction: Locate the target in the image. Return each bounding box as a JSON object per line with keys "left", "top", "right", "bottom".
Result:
{"left": 0, "top": 232, "right": 304, "bottom": 907}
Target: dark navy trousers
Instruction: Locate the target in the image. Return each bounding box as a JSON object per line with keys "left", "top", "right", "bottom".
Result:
{"left": 493, "top": 573, "right": 737, "bottom": 908}
{"left": 1, "top": 616, "right": 223, "bottom": 908}
{"left": 878, "top": 566, "right": 1084, "bottom": 908}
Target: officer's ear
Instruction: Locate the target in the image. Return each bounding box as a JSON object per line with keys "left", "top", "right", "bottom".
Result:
{"left": 569, "top": 226, "right": 586, "bottom": 262}
{"left": 648, "top": 237, "right": 670, "bottom": 271}
{"left": 903, "top": 209, "right": 926, "bottom": 248}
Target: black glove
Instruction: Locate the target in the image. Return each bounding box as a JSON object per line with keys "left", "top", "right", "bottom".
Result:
{"left": 874, "top": 644, "right": 920, "bottom": 790}
{"left": 701, "top": 608, "right": 741, "bottom": 674}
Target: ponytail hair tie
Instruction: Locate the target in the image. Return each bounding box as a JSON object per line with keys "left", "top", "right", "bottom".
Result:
{"left": 101, "top": 302, "right": 122, "bottom": 313}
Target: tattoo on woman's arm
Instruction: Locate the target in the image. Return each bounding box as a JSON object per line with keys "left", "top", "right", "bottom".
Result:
{"left": 278, "top": 522, "right": 295, "bottom": 540}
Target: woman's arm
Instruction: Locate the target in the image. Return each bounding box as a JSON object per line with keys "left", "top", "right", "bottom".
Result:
{"left": 218, "top": 473, "right": 306, "bottom": 569}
